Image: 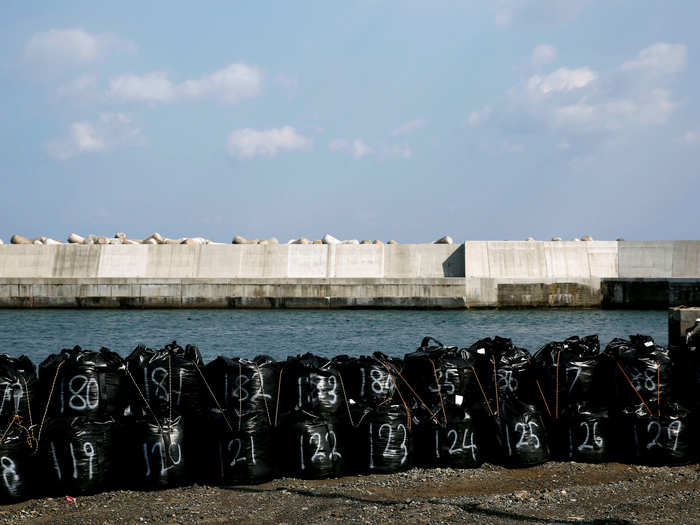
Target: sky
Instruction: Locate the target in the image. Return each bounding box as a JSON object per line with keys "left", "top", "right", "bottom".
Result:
{"left": 1, "top": 1, "right": 699, "bottom": 243}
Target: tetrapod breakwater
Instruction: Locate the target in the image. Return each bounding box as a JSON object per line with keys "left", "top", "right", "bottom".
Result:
{"left": 0, "top": 333, "right": 698, "bottom": 503}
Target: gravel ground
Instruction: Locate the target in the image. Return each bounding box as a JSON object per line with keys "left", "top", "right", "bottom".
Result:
{"left": 0, "top": 462, "right": 697, "bottom": 524}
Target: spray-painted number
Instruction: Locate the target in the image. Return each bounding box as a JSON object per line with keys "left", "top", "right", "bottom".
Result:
{"left": 0, "top": 381, "right": 23, "bottom": 417}
{"left": 505, "top": 421, "right": 540, "bottom": 456}
{"left": 0, "top": 456, "right": 19, "bottom": 494}
{"left": 61, "top": 375, "right": 99, "bottom": 413}
{"left": 578, "top": 421, "right": 603, "bottom": 451}
{"left": 224, "top": 372, "right": 271, "bottom": 404}
{"left": 428, "top": 369, "right": 458, "bottom": 395}
{"left": 368, "top": 423, "right": 408, "bottom": 468}
{"left": 143, "top": 440, "right": 182, "bottom": 477}
{"left": 299, "top": 431, "right": 340, "bottom": 470}
{"left": 646, "top": 420, "right": 682, "bottom": 452}
{"left": 434, "top": 428, "right": 477, "bottom": 461}
{"left": 144, "top": 367, "right": 185, "bottom": 406}
{"left": 297, "top": 374, "right": 337, "bottom": 408}
{"left": 359, "top": 368, "right": 393, "bottom": 397}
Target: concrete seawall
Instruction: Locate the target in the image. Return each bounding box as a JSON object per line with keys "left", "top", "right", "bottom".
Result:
{"left": 0, "top": 241, "right": 698, "bottom": 308}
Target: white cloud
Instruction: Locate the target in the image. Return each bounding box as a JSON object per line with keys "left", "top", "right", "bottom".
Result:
{"left": 24, "top": 29, "right": 135, "bottom": 68}
{"left": 391, "top": 119, "right": 426, "bottom": 136}
{"left": 46, "top": 113, "right": 142, "bottom": 160}
{"left": 475, "top": 43, "right": 684, "bottom": 139}
{"left": 109, "top": 63, "right": 262, "bottom": 104}
{"left": 527, "top": 67, "right": 597, "bottom": 96}
{"left": 179, "top": 63, "right": 262, "bottom": 103}
{"left": 621, "top": 43, "right": 687, "bottom": 74}
{"left": 227, "top": 126, "right": 312, "bottom": 159}
{"left": 108, "top": 72, "right": 176, "bottom": 103}
{"left": 467, "top": 106, "right": 492, "bottom": 126}
{"left": 531, "top": 44, "right": 558, "bottom": 67}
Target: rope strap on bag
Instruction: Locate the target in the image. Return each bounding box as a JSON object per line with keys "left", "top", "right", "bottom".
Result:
{"left": 469, "top": 365, "right": 493, "bottom": 417}
{"left": 191, "top": 359, "right": 234, "bottom": 433}
{"left": 34, "top": 359, "right": 65, "bottom": 450}
{"left": 615, "top": 361, "right": 654, "bottom": 417}
{"left": 428, "top": 359, "right": 448, "bottom": 427}
{"left": 372, "top": 355, "right": 439, "bottom": 424}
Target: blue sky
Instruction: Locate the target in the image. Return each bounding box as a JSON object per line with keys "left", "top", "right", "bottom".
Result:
{"left": 1, "top": 1, "right": 698, "bottom": 243}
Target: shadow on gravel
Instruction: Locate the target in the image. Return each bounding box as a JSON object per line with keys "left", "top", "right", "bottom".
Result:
{"left": 223, "top": 486, "right": 633, "bottom": 525}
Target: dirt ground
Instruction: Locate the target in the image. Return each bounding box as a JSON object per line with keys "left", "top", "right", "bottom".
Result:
{"left": 0, "top": 461, "right": 697, "bottom": 524}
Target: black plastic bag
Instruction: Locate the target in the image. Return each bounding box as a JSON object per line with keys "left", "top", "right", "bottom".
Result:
{"left": 487, "top": 397, "right": 551, "bottom": 467}
{"left": 39, "top": 346, "right": 124, "bottom": 419}
{"left": 204, "top": 355, "right": 282, "bottom": 419}
{"left": 532, "top": 335, "right": 605, "bottom": 414}
{"left": 617, "top": 403, "right": 694, "bottom": 466}
{"left": 349, "top": 403, "right": 413, "bottom": 474}
{"left": 402, "top": 338, "right": 481, "bottom": 413}
{"left": 40, "top": 417, "right": 117, "bottom": 495}
{"left": 604, "top": 336, "right": 673, "bottom": 412}
{"left": 331, "top": 354, "right": 399, "bottom": 407}
{"left": 0, "top": 426, "right": 35, "bottom": 502}
{"left": 197, "top": 409, "right": 276, "bottom": 485}
{"left": 280, "top": 354, "right": 343, "bottom": 417}
{"left": 0, "top": 355, "right": 38, "bottom": 429}
{"left": 279, "top": 416, "right": 344, "bottom": 479}
{"left": 125, "top": 416, "right": 187, "bottom": 489}
{"left": 125, "top": 342, "right": 207, "bottom": 418}
{"left": 467, "top": 337, "right": 537, "bottom": 405}
{"left": 555, "top": 404, "right": 610, "bottom": 463}
{"left": 414, "top": 403, "right": 482, "bottom": 468}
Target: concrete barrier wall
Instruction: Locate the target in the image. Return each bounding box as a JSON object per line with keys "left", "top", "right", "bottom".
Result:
{"left": 463, "top": 241, "right": 619, "bottom": 307}
{"left": 0, "top": 242, "right": 698, "bottom": 307}
{"left": 0, "top": 244, "right": 463, "bottom": 279}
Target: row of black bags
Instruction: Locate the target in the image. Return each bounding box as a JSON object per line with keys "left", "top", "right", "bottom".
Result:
{"left": 0, "top": 334, "right": 697, "bottom": 503}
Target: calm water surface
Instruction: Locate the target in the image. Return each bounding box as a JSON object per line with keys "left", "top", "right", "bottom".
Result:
{"left": 0, "top": 309, "right": 667, "bottom": 364}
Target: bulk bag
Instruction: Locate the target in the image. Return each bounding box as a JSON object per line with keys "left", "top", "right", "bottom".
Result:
{"left": 280, "top": 354, "right": 343, "bottom": 417}
{"left": 604, "top": 336, "right": 673, "bottom": 412}
{"left": 618, "top": 403, "right": 694, "bottom": 466}
{"left": 126, "top": 342, "right": 206, "bottom": 418}
{"left": 0, "top": 355, "right": 37, "bottom": 429}
{"left": 126, "top": 416, "right": 187, "bottom": 489}
{"left": 279, "top": 416, "right": 345, "bottom": 479}
{"left": 204, "top": 355, "right": 282, "bottom": 418}
{"left": 414, "top": 403, "right": 482, "bottom": 468}
{"left": 198, "top": 410, "right": 276, "bottom": 485}
{"left": 487, "top": 397, "right": 551, "bottom": 467}
{"left": 0, "top": 426, "right": 34, "bottom": 502}
{"left": 350, "top": 403, "right": 413, "bottom": 474}
{"left": 39, "top": 347, "right": 124, "bottom": 418}
{"left": 331, "top": 354, "right": 399, "bottom": 407}
{"left": 40, "top": 417, "right": 117, "bottom": 495}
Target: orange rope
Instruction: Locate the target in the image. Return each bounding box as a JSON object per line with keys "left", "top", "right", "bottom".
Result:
{"left": 429, "top": 359, "right": 447, "bottom": 426}
{"left": 469, "top": 365, "right": 493, "bottom": 416}
{"left": 615, "top": 361, "right": 653, "bottom": 417}
{"left": 374, "top": 356, "right": 438, "bottom": 422}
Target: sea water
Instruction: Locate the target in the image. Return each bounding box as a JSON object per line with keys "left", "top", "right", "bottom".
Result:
{"left": 0, "top": 309, "right": 666, "bottom": 363}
